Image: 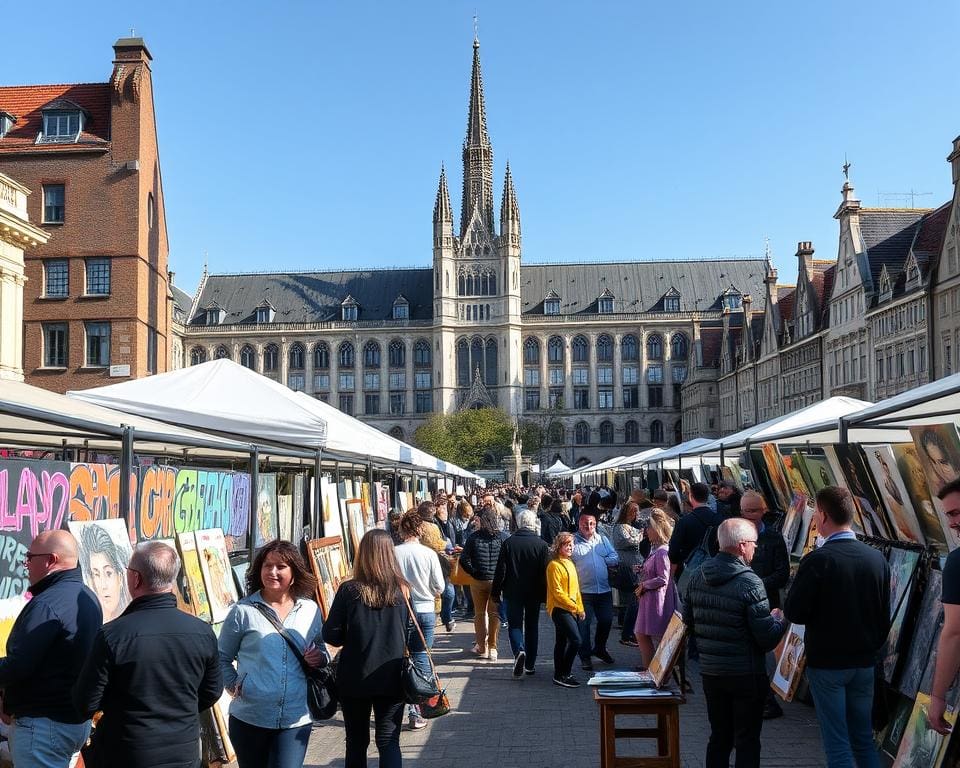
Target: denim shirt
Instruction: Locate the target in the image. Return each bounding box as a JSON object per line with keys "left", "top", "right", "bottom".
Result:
{"left": 217, "top": 592, "right": 323, "bottom": 729}
{"left": 572, "top": 533, "right": 619, "bottom": 594}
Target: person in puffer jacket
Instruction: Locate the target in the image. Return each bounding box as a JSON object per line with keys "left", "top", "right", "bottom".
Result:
{"left": 682, "top": 517, "right": 787, "bottom": 768}
{"left": 460, "top": 506, "right": 506, "bottom": 661}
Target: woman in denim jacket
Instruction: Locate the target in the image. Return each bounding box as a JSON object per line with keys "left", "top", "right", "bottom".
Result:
{"left": 218, "top": 540, "right": 324, "bottom": 768}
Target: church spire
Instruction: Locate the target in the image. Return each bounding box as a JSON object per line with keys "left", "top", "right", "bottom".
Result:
{"left": 500, "top": 162, "right": 520, "bottom": 231}
{"left": 433, "top": 165, "right": 452, "bottom": 223}
{"left": 461, "top": 36, "right": 494, "bottom": 237}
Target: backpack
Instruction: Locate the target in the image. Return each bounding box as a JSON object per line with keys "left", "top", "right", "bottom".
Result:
{"left": 675, "top": 513, "right": 716, "bottom": 601}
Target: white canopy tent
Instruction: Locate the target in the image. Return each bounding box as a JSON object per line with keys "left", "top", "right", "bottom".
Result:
{"left": 543, "top": 459, "right": 571, "bottom": 476}
{"left": 621, "top": 438, "right": 716, "bottom": 468}
{"left": 841, "top": 372, "right": 960, "bottom": 431}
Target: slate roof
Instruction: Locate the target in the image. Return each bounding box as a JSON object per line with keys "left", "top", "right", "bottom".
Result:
{"left": 859, "top": 209, "right": 928, "bottom": 292}
{"left": 520, "top": 259, "right": 767, "bottom": 314}
{"left": 819, "top": 265, "right": 836, "bottom": 327}
{"left": 0, "top": 84, "right": 111, "bottom": 153}
{"left": 171, "top": 284, "right": 194, "bottom": 324}
{"left": 191, "top": 269, "right": 434, "bottom": 325}
{"left": 913, "top": 202, "right": 950, "bottom": 277}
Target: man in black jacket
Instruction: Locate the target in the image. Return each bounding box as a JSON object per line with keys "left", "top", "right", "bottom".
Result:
{"left": 0, "top": 529, "right": 102, "bottom": 768}
{"left": 784, "top": 486, "right": 890, "bottom": 768}
{"left": 74, "top": 541, "right": 222, "bottom": 768}
{"left": 492, "top": 510, "right": 551, "bottom": 677}
{"left": 668, "top": 482, "right": 721, "bottom": 576}
{"left": 683, "top": 518, "right": 787, "bottom": 768}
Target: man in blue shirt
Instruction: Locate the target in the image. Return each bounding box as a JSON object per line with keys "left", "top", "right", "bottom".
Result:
{"left": 571, "top": 510, "right": 619, "bottom": 671}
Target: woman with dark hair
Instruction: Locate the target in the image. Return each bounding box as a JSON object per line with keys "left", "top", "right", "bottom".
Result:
{"left": 79, "top": 523, "right": 132, "bottom": 623}
{"left": 218, "top": 540, "right": 324, "bottom": 768}
{"left": 324, "top": 529, "right": 409, "bottom": 768}
{"left": 459, "top": 506, "right": 504, "bottom": 661}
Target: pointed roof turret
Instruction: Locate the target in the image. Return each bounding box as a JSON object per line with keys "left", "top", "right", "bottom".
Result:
{"left": 465, "top": 37, "right": 490, "bottom": 151}
{"left": 433, "top": 165, "right": 452, "bottom": 223}
{"left": 460, "top": 37, "right": 495, "bottom": 236}
{"left": 500, "top": 162, "right": 520, "bottom": 225}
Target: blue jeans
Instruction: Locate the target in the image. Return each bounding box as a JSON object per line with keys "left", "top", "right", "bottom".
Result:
{"left": 229, "top": 715, "right": 312, "bottom": 768}
{"left": 805, "top": 666, "right": 880, "bottom": 768}
{"left": 506, "top": 595, "right": 542, "bottom": 668}
{"left": 440, "top": 581, "right": 455, "bottom": 624}
{"left": 11, "top": 716, "right": 90, "bottom": 768}
{"left": 579, "top": 591, "right": 614, "bottom": 662}
{"left": 407, "top": 610, "right": 436, "bottom": 716}
{"left": 498, "top": 597, "right": 508, "bottom": 623}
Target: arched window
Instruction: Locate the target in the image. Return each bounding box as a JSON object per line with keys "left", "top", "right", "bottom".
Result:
{"left": 597, "top": 334, "right": 613, "bottom": 362}
{"left": 314, "top": 342, "right": 329, "bottom": 370}
{"left": 650, "top": 420, "right": 663, "bottom": 443}
{"left": 572, "top": 335, "right": 589, "bottom": 363}
{"left": 548, "top": 336, "right": 564, "bottom": 364}
{"left": 458, "top": 274, "right": 465, "bottom": 295}
{"left": 647, "top": 334, "right": 663, "bottom": 360}
{"left": 457, "top": 339, "right": 470, "bottom": 386}
{"left": 338, "top": 342, "right": 355, "bottom": 369}
{"left": 674, "top": 420, "right": 683, "bottom": 445}
{"left": 189, "top": 346, "right": 207, "bottom": 366}
{"left": 264, "top": 344, "right": 279, "bottom": 373}
{"left": 548, "top": 422, "right": 564, "bottom": 445}
{"left": 485, "top": 338, "right": 498, "bottom": 386}
{"left": 624, "top": 420, "right": 639, "bottom": 444}
{"left": 289, "top": 343, "right": 305, "bottom": 370}
{"left": 414, "top": 339, "right": 431, "bottom": 367}
{"left": 599, "top": 421, "right": 614, "bottom": 444}
{"left": 466, "top": 274, "right": 475, "bottom": 295}
{"left": 214, "top": 344, "right": 229, "bottom": 360}
{"left": 240, "top": 345, "right": 256, "bottom": 370}
{"left": 523, "top": 337, "right": 540, "bottom": 365}
{"left": 575, "top": 422, "right": 591, "bottom": 445}
{"left": 471, "top": 338, "right": 484, "bottom": 382}
{"left": 671, "top": 333, "right": 688, "bottom": 360}
{"left": 389, "top": 340, "right": 405, "bottom": 368}
{"left": 389, "top": 426, "right": 404, "bottom": 441}
{"left": 622, "top": 334, "right": 638, "bottom": 361}
{"left": 489, "top": 274, "right": 496, "bottom": 295}
{"left": 363, "top": 340, "right": 381, "bottom": 368}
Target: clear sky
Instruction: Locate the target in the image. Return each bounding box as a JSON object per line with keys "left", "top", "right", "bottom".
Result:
{"left": 4, "top": 1, "right": 959, "bottom": 295}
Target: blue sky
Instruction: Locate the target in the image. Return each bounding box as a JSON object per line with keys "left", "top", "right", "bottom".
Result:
{"left": 4, "top": 1, "right": 959, "bottom": 294}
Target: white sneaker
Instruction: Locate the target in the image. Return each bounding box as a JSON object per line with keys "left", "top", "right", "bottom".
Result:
{"left": 488, "top": 649, "right": 498, "bottom": 662}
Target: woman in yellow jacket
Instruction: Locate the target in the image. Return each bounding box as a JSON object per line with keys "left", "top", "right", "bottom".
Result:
{"left": 546, "top": 531, "right": 586, "bottom": 688}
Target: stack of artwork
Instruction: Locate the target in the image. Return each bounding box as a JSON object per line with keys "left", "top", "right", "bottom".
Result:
{"left": 306, "top": 536, "right": 350, "bottom": 618}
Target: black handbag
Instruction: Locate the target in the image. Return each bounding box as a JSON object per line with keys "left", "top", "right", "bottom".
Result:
{"left": 253, "top": 602, "right": 338, "bottom": 720}
{"left": 400, "top": 591, "right": 443, "bottom": 705}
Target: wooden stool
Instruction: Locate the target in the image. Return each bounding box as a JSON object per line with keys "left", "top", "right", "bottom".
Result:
{"left": 593, "top": 688, "right": 683, "bottom": 768}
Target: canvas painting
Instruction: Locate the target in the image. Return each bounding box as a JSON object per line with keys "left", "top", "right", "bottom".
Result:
{"left": 255, "top": 474, "right": 278, "bottom": 548}
{"left": 760, "top": 443, "right": 792, "bottom": 513}
{"left": 320, "top": 477, "right": 343, "bottom": 539}
{"left": 822, "top": 446, "right": 869, "bottom": 534}
{"left": 0, "top": 595, "right": 28, "bottom": 655}
{"left": 892, "top": 692, "right": 956, "bottom": 767}
{"left": 864, "top": 444, "right": 925, "bottom": 544}
{"left": 881, "top": 694, "right": 919, "bottom": 763}
{"left": 648, "top": 611, "right": 686, "bottom": 688}
{"left": 176, "top": 532, "right": 212, "bottom": 623}
{"left": 155, "top": 537, "right": 190, "bottom": 613}
{"left": 375, "top": 482, "right": 390, "bottom": 522}
{"left": 783, "top": 451, "right": 812, "bottom": 497}
{"left": 898, "top": 570, "right": 943, "bottom": 699}
{"left": 195, "top": 528, "right": 239, "bottom": 623}
{"left": 894, "top": 444, "right": 948, "bottom": 553}
{"left": 292, "top": 473, "right": 305, "bottom": 545}
{"left": 792, "top": 497, "right": 817, "bottom": 557}
{"left": 345, "top": 499, "right": 365, "bottom": 561}
{"left": 918, "top": 604, "right": 960, "bottom": 709}
{"left": 771, "top": 623, "right": 806, "bottom": 702}
{"left": 909, "top": 424, "right": 960, "bottom": 550}
{"left": 69, "top": 519, "right": 133, "bottom": 623}
{"left": 277, "top": 494, "right": 293, "bottom": 542}
{"left": 833, "top": 444, "right": 892, "bottom": 539}
{"left": 794, "top": 450, "right": 838, "bottom": 495}
{"left": 780, "top": 493, "right": 807, "bottom": 553}
{"left": 883, "top": 549, "right": 921, "bottom": 683}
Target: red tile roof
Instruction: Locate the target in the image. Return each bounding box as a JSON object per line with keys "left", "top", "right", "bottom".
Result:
{"left": 777, "top": 286, "right": 796, "bottom": 332}
{"left": 0, "top": 83, "right": 110, "bottom": 153}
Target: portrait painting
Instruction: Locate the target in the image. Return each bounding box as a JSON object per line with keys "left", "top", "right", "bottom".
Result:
{"left": 759, "top": 443, "right": 792, "bottom": 513}
{"left": 898, "top": 570, "right": 943, "bottom": 699}
{"left": 176, "top": 531, "right": 212, "bottom": 623}
{"left": 864, "top": 444, "right": 925, "bottom": 544}
{"left": 894, "top": 443, "right": 949, "bottom": 552}
{"left": 255, "top": 473, "right": 278, "bottom": 548}
{"left": 909, "top": 425, "right": 960, "bottom": 551}
{"left": 375, "top": 482, "right": 390, "bottom": 523}
{"left": 771, "top": 623, "right": 806, "bottom": 702}
{"left": 794, "top": 450, "right": 838, "bottom": 495}
{"left": 822, "top": 447, "right": 867, "bottom": 535}
{"left": 69, "top": 519, "right": 133, "bottom": 624}
{"left": 882, "top": 549, "right": 920, "bottom": 682}
{"left": 892, "top": 692, "right": 956, "bottom": 768}
{"left": 833, "top": 444, "right": 892, "bottom": 539}
{"left": 780, "top": 493, "right": 807, "bottom": 553}
{"left": 648, "top": 611, "right": 686, "bottom": 688}
{"left": 196, "top": 528, "right": 239, "bottom": 623}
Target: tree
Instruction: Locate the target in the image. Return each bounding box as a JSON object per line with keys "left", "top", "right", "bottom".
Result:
{"left": 413, "top": 408, "right": 514, "bottom": 469}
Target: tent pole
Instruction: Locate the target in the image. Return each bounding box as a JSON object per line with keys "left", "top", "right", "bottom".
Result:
{"left": 249, "top": 446, "right": 260, "bottom": 564}
{"left": 314, "top": 450, "right": 323, "bottom": 537}
{"left": 119, "top": 425, "right": 134, "bottom": 522}
{"left": 839, "top": 416, "right": 849, "bottom": 446}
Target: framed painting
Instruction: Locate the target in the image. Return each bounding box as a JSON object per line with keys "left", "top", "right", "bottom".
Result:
{"left": 345, "top": 498, "right": 366, "bottom": 560}
{"left": 648, "top": 611, "right": 686, "bottom": 688}
{"left": 771, "top": 623, "right": 806, "bottom": 702}
{"left": 195, "top": 528, "right": 239, "bottom": 623}
{"left": 307, "top": 536, "right": 348, "bottom": 619}
{"left": 69, "top": 518, "right": 133, "bottom": 624}
{"left": 176, "top": 531, "right": 212, "bottom": 623}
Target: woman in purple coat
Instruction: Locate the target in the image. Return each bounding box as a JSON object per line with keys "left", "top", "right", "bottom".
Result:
{"left": 633, "top": 508, "right": 677, "bottom": 669}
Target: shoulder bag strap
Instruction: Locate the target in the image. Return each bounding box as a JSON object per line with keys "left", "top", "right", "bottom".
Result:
{"left": 400, "top": 589, "right": 442, "bottom": 686}
{"left": 252, "top": 601, "right": 312, "bottom": 673}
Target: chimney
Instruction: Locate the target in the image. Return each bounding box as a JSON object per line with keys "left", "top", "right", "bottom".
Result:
{"left": 797, "top": 240, "right": 815, "bottom": 273}
{"left": 113, "top": 37, "right": 152, "bottom": 66}
{"left": 834, "top": 180, "right": 861, "bottom": 221}
{"left": 949, "top": 135, "right": 960, "bottom": 186}
{"left": 168, "top": 270, "right": 176, "bottom": 286}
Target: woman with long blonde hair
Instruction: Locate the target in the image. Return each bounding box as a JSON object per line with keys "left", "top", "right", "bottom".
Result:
{"left": 633, "top": 508, "right": 677, "bottom": 669}
{"left": 546, "top": 531, "right": 585, "bottom": 688}
{"left": 324, "top": 529, "right": 409, "bottom": 767}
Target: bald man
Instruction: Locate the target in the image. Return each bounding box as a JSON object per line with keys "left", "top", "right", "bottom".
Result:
{"left": 0, "top": 529, "right": 103, "bottom": 768}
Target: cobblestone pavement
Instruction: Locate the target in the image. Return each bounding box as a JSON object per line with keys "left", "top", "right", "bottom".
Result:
{"left": 304, "top": 610, "right": 826, "bottom": 767}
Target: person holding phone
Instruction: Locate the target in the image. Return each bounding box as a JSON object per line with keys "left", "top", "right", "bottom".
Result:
{"left": 218, "top": 540, "right": 324, "bottom": 768}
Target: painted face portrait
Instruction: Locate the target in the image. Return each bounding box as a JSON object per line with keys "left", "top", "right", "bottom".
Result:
{"left": 75, "top": 521, "right": 132, "bottom": 623}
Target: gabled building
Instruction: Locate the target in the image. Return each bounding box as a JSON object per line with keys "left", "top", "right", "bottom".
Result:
{"left": 755, "top": 259, "right": 795, "bottom": 423}
{"left": 0, "top": 38, "right": 170, "bottom": 392}
{"left": 932, "top": 136, "right": 960, "bottom": 379}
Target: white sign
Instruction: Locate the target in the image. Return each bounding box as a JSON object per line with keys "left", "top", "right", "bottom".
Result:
{"left": 109, "top": 364, "right": 130, "bottom": 377}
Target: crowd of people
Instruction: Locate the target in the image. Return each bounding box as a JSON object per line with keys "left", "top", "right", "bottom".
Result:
{"left": 0, "top": 473, "right": 958, "bottom": 768}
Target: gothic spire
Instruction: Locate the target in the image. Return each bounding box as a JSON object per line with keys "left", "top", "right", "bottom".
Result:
{"left": 500, "top": 162, "right": 520, "bottom": 227}
{"left": 461, "top": 37, "right": 495, "bottom": 237}
{"left": 433, "top": 165, "right": 452, "bottom": 223}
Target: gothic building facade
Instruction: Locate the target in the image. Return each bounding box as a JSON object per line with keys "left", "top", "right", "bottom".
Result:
{"left": 172, "top": 39, "right": 768, "bottom": 466}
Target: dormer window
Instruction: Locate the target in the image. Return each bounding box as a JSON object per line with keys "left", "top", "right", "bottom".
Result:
{"left": 879, "top": 267, "right": 892, "bottom": 302}
{"left": 0, "top": 111, "right": 14, "bottom": 138}
{"left": 392, "top": 296, "right": 409, "bottom": 320}
{"left": 341, "top": 296, "right": 359, "bottom": 322}
{"left": 204, "top": 307, "right": 225, "bottom": 326}
{"left": 598, "top": 290, "right": 615, "bottom": 314}
{"left": 255, "top": 304, "right": 275, "bottom": 324}
{"left": 905, "top": 257, "right": 921, "bottom": 290}
{"left": 544, "top": 291, "right": 560, "bottom": 315}
{"left": 39, "top": 108, "right": 83, "bottom": 144}
{"left": 722, "top": 289, "right": 742, "bottom": 310}
{"left": 663, "top": 287, "right": 681, "bottom": 313}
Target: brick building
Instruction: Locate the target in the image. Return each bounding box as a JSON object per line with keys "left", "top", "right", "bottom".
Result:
{"left": 0, "top": 37, "right": 170, "bottom": 392}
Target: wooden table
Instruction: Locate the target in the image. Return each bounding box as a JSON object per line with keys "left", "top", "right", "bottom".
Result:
{"left": 593, "top": 688, "right": 684, "bottom": 768}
